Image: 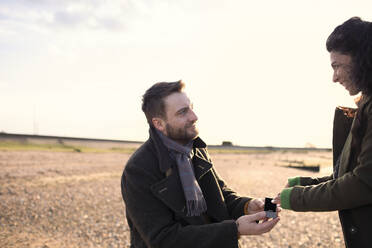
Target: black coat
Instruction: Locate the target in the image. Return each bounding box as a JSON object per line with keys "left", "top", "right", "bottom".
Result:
{"left": 121, "top": 127, "right": 251, "bottom": 248}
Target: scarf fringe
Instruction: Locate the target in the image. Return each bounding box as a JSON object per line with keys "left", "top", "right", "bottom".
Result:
{"left": 186, "top": 199, "right": 207, "bottom": 217}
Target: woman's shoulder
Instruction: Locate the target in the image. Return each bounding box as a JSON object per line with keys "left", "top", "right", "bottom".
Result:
{"left": 361, "top": 94, "right": 372, "bottom": 116}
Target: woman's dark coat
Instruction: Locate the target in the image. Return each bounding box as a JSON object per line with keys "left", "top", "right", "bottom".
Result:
{"left": 289, "top": 95, "right": 372, "bottom": 248}
{"left": 121, "top": 127, "right": 251, "bottom": 248}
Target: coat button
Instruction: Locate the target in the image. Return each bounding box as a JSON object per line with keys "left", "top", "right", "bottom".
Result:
{"left": 350, "top": 227, "right": 357, "bottom": 235}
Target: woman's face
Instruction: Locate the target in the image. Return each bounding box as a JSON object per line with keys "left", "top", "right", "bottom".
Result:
{"left": 330, "top": 51, "right": 360, "bottom": 96}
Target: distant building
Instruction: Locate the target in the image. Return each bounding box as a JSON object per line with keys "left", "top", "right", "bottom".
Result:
{"left": 222, "top": 141, "right": 233, "bottom": 146}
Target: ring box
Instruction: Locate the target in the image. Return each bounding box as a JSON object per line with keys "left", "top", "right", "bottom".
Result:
{"left": 264, "top": 197, "right": 277, "bottom": 218}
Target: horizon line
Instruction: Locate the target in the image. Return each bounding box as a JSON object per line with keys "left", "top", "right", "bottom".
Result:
{"left": 0, "top": 132, "right": 332, "bottom": 151}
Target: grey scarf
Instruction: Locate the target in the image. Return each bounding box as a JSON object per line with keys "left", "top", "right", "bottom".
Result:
{"left": 157, "top": 130, "right": 207, "bottom": 216}
{"left": 333, "top": 156, "right": 340, "bottom": 179}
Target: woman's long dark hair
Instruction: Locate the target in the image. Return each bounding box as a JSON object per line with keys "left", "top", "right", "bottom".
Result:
{"left": 326, "top": 17, "right": 372, "bottom": 94}
{"left": 326, "top": 17, "right": 372, "bottom": 154}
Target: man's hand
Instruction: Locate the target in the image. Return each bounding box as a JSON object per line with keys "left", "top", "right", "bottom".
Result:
{"left": 236, "top": 211, "right": 280, "bottom": 236}
{"left": 249, "top": 198, "right": 282, "bottom": 215}
{"left": 246, "top": 198, "right": 264, "bottom": 215}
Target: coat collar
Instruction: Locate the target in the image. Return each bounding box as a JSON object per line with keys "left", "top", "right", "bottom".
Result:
{"left": 149, "top": 126, "right": 207, "bottom": 174}
{"left": 334, "top": 93, "right": 372, "bottom": 176}
{"left": 356, "top": 93, "right": 372, "bottom": 109}
{"left": 149, "top": 127, "right": 229, "bottom": 223}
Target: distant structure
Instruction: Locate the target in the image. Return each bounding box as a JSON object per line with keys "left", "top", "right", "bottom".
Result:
{"left": 222, "top": 141, "right": 233, "bottom": 146}
{"left": 305, "top": 142, "right": 316, "bottom": 148}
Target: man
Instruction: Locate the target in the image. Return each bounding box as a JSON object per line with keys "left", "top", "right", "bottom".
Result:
{"left": 121, "top": 80, "right": 280, "bottom": 248}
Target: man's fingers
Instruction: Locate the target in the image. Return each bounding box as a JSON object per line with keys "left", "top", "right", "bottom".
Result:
{"left": 256, "top": 217, "right": 280, "bottom": 234}
{"left": 261, "top": 217, "right": 269, "bottom": 223}
{"left": 249, "top": 211, "right": 267, "bottom": 222}
{"left": 251, "top": 198, "right": 264, "bottom": 210}
{"left": 264, "top": 217, "right": 280, "bottom": 232}
{"left": 257, "top": 198, "right": 264, "bottom": 208}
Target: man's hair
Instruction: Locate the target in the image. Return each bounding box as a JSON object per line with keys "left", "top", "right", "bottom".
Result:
{"left": 142, "top": 80, "right": 185, "bottom": 126}
{"left": 326, "top": 16, "right": 372, "bottom": 93}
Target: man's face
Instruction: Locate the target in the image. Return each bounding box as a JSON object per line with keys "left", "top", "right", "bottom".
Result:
{"left": 330, "top": 51, "right": 360, "bottom": 96}
{"left": 160, "top": 92, "right": 199, "bottom": 145}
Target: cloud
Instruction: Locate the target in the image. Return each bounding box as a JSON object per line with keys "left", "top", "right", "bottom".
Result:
{"left": 0, "top": 0, "right": 134, "bottom": 31}
{"left": 0, "top": 0, "right": 137, "bottom": 59}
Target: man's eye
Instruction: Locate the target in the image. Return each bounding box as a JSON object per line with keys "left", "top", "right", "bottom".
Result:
{"left": 179, "top": 109, "right": 187, "bottom": 115}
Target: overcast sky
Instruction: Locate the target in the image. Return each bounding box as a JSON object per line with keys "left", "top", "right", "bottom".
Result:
{"left": 1, "top": 0, "right": 371, "bottom": 148}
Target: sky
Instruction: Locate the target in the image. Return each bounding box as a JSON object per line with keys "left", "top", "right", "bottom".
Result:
{"left": 1, "top": 0, "right": 372, "bottom": 148}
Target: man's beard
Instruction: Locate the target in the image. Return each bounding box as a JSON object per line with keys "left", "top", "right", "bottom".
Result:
{"left": 165, "top": 122, "right": 199, "bottom": 145}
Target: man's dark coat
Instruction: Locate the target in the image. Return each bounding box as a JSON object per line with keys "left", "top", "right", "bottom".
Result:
{"left": 121, "top": 127, "right": 251, "bottom": 248}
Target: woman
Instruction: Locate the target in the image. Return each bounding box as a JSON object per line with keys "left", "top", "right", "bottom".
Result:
{"left": 274, "top": 17, "right": 372, "bottom": 248}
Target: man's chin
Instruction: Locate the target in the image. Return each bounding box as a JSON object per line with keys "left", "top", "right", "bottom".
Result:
{"left": 189, "top": 129, "right": 199, "bottom": 140}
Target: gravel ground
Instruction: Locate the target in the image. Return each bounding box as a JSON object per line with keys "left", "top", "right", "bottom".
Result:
{"left": 0, "top": 150, "right": 345, "bottom": 248}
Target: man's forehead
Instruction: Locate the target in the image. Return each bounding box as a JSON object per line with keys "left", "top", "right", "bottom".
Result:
{"left": 164, "top": 92, "right": 191, "bottom": 111}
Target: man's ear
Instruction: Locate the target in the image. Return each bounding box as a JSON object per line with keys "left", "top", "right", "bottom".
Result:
{"left": 152, "top": 117, "right": 165, "bottom": 132}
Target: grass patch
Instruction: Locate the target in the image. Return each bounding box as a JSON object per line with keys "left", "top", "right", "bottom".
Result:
{"left": 0, "top": 141, "right": 135, "bottom": 154}
{"left": 208, "top": 148, "right": 275, "bottom": 154}
{"left": 109, "top": 147, "right": 137, "bottom": 154}
{"left": 280, "top": 149, "right": 309, "bottom": 154}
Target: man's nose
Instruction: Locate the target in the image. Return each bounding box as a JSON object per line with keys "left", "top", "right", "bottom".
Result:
{"left": 332, "top": 70, "right": 338, "bottom": 83}
{"left": 189, "top": 109, "right": 198, "bottom": 122}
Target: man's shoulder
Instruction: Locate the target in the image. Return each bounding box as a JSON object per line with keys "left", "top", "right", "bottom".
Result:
{"left": 125, "top": 138, "right": 168, "bottom": 177}
{"left": 122, "top": 139, "right": 165, "bottom": 188}
{"left": 126, "top": 139, "right": 157, "bottom": 169}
